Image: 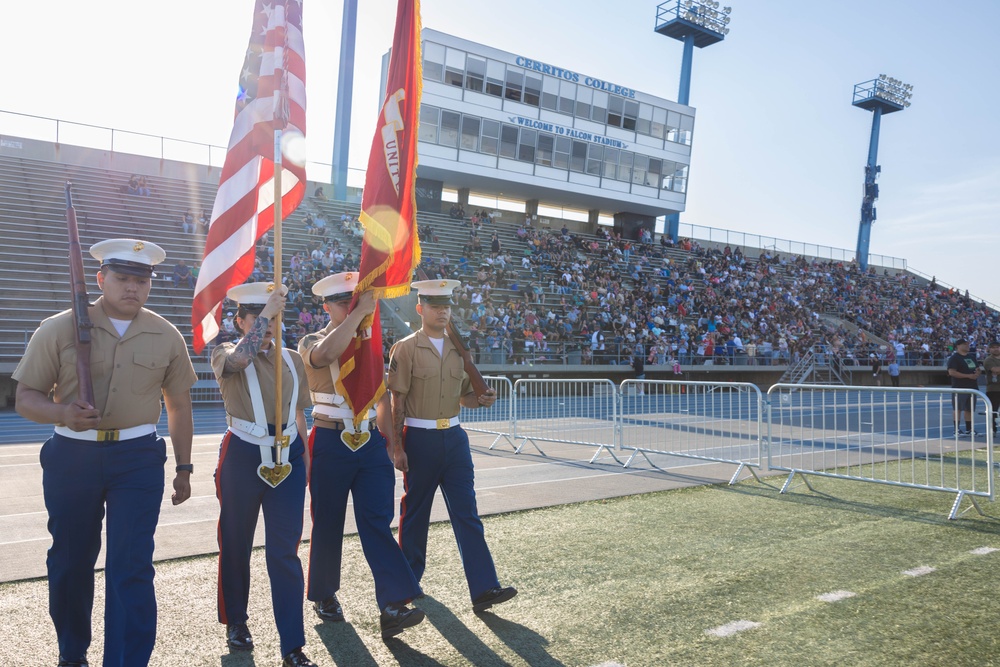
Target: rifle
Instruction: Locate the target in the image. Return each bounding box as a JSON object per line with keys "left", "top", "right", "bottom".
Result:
{"left": 66, "top": 183, "right": 95, "bottom": 407}
{"left": 414, "top": 267, "right": 491, "bottom": 397}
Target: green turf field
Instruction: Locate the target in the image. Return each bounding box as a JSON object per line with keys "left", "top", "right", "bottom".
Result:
{"left": 4, "top": 469, "right": 1000, "bottom": 666}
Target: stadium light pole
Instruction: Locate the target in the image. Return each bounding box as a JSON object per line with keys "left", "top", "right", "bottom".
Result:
{"left": 654, "top": 0, "right": 732, "bottom": 243}
{"left": 331, "top": 0, "right": 358, "bottom": 202}
{"left": 851, "top": 75, "right": 913, "bottom": 271}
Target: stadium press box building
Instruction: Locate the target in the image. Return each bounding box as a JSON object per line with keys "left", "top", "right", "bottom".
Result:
{"left": 410, "top": 29, "right": 696, "bottom": 237}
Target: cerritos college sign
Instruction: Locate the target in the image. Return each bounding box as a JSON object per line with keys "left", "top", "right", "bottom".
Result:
{"left": 514, "top": 56, "right": 636, "bottom": 99}
{"left": 509, "top": 115, "right": 630, "bottom": 150}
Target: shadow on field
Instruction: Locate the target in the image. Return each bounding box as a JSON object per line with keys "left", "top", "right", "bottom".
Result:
{"left": 220, "top": 650, "right": 258, "bottom": 666}
{"left": 390, "top": 594, "right": 559, "bottom": 667}
{"left": 313, "top": 619, "right": 381, "bottom": 667}
{"left": 478, "top": 613, "right": 565, "bottom": 667}
{"left": 721, "top": 477, "right": 1000, "bottom": 533}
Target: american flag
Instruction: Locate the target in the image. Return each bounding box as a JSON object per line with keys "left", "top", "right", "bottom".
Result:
{"left": 191, "top": 0, "right": 306, "bottom": 354}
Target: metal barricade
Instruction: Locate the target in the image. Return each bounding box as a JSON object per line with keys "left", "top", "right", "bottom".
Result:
{"left": 619, "top": 380, "right": 764, "bottom": 484}
{"left": 459, "top": 375, "right": 516, "bottom": 450}
{"left": 767, "top": 384, "right": 994, "bottom": 519}
{"left": 512, "top": 379, "right": 619, "bottom": 462}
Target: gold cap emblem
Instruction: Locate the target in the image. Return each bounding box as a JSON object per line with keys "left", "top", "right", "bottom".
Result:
{"left": 266, "top": 283, "right": 275, "bottom": 293}
{"left": 439, "top": 281, "right": 447, "bottom": 287}
{"left": 133, "top": 242, "right": 145, "bottom": 251}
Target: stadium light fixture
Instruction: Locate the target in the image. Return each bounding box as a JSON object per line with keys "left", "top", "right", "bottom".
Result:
{"left": 851, "top": 74, "right": 914, "bottom": 271}
{"left": 657, "top": 0, "right": 733, "bottom": 42}
{"left": 655, "top": 0, "right": 734, "bottom": 242}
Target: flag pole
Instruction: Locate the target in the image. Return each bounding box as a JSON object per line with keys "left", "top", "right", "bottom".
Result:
{"left": 273, "top": 127, "right": 285, "bottom": 457}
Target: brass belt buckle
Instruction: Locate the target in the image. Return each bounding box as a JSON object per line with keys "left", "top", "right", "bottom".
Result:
{"left": 436, "top": 418, "right": 450, "bottom": 430}
{"left": 275, "top": 435, "right": 290, "bottom": 449}
{"left": 97, "top": 429, "right": 119, "bottom": 442}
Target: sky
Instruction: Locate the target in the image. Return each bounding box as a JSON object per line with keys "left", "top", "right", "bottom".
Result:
{"left": 4, "top": 0, "right": 999, "bottom": 307}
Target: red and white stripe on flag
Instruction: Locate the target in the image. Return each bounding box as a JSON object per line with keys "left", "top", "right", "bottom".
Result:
{"left": 191, "top": 0, "right": 306, "bottom": 354}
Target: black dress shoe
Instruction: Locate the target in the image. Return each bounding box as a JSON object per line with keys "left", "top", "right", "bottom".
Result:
{"left": 314, "top": 594, "right": 344, "bottom": 622}
{"left": 226, "top": 622, "right": 254, "bottom": 651}
{"left": 380, "top": 603, "right": 426, "bottom": 639}
{"left": 57, "top": 660, "right": 89, "bottom": 667}
{"left": 472, "top": 585, "right": 518, "bottom": 612}
{"left": 282, "top": 648, "right": 317, "bottom": 666}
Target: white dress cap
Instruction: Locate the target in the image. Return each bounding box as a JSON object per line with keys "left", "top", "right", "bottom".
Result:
{"left": 89, "top": 238, "right": 166, "bottom": 277}
{"left": 312, "top": 272, "right": 359, "bottom": 301}
{"left": 411, "top": 279, "right": 461, "bottom": 305}
{"left": 227, "top": 282, "right": 289, "bottom": 305}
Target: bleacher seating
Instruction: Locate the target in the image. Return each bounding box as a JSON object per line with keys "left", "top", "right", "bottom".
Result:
{"left": 2, "top": 148, "right": 997, "bottom": 392}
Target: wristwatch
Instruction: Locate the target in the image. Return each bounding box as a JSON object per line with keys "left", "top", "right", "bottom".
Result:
{"left": 175, "top": 464, "right": 194, "bottom": 474}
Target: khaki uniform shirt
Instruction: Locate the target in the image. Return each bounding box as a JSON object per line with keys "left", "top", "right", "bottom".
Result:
{"left": 984, "top": 356, "right": 1000, "bottom": 392}
{"left": 298, "top": 322, "right": 350, "bottom": 429}
{"left": 13, "top": 299, "right": 196, "bottom": 429}
{"left": 387, "top": 330, "right": 471, "bottom": 420}
{"left": 212, "top": 342, "right": 311, "bottom": 424}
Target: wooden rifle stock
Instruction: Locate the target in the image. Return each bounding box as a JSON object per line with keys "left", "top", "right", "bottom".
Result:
{"left": 414, "top": 268, "right": 490, "bottom": 397}
{"left": 65, "top": 183, "right": 95, "bottom": 407}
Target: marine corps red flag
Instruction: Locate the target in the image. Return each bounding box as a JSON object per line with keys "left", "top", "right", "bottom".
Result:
{"left": 336, "top": 0, "right": 422, "bottom": 427}
{"left": 191, "top": 0, "right": 306, "bottom": 354}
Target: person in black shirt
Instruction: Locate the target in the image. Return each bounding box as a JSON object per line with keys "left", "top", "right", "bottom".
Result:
{"left": 947, "top": 339, "right": 980, "bottom": 436}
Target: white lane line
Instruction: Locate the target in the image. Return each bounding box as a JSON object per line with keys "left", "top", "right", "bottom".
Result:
{"left": 705, "top": 620, "right": 761, "bottom": 637}
{"left": 816, "top": 590, "right": 857, "bottom": 602}
{"left": 970, "top": 546, "right": 999, "bottom": 555}
{"left": 903, "top": 566, "right": 935, "bottom": 577}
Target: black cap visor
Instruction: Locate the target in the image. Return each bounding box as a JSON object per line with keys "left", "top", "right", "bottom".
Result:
{"left": 103, "top": 259, "right": 155, "bottom": 277}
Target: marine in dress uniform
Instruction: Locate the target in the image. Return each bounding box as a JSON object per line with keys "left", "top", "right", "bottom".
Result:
{"left": 299, "top": 272, "right": 424, "bottom": 639}
{"left": 211, "top": 283, "right": 316, "bottom": 667}
{"left": 13, "top": 239, "right": 196, "bottom": 667}
{"left": 387, "top": 280, "right": 517, "bottom": 613}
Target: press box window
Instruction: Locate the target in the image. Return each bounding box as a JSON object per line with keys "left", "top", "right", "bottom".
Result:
{"left": 623, "top": 100, "right": 639, "bottom": 131}
{"left": 536, "top": 134, "right": 554, "bottom": 167}
{"left": 650, "top": 108, "right": 666, "bottom": 140}
{"left": 607, "top": 96, "right": 624, "bottom": 128}
{"left": 636, "top": 104, "right": 653, "bottom": 136}
{"left": 499, "top": 124, "right": 519, "bottom": 159}
{"left": 518, "top": 128, "right": 536, "bottom": 163}
{"left": 439, "top": 110, "right": 461, "bottom": 148}
{"left": 444, "top": 48, "right": 466, "bottom": 88}
{"left": 591, "top": 90, "right": 608, "bottom": 124}
{"left": 570, "top": 140, "right": 588, "bottom": 172}
{"left": 632, "top": 154, "right": 648, "bottom": 184}
{"left": 575, "top": 87, "right": 592, "bottom": 120}
{"left": 541, "top": 76, "right": 559, "bottom": 111}
{"left": 559, "top": 80, "right": 575, "bottom": 115}
{"left": 586, "top": 144, "right": 603, "bottom": 176}
{"left": 523, "top": 73, "right": 542, "bottom": 107}
{"left": 480, "top": 119, "right": 500, "bottom": 155}
{"left": 603, "top": 147, "right": 618, "bottom": 178}
{"left": 461, "top": 116, "right": 480, "bottom": 151}
{"left": 505, "top": 67, "right": 523, "bottom": 103}
{"left": 617, "top": 151, "right": 633, "bottom": 181}
{"left": 423, "top": 42, "right": 445, "bottom": 83}
{"left": 485, "top": 60, "right": 505, "bottom": 97}
{"left": 646, "top": 158, "right": 662, "bottom": 188}
{"left": 553, "top": 137, "right": 571, "bottom": 169}
{"left": 465, "top": 56, "right": 486, "bottom": 93}
{"left": 666, "top": 111, "right": 681, "bottom": 143}
{"left": 679, "top": 115, "right": 695, "bottom": 145}
{"left": 418, "top": 105, "right": 440, "bottom": 144}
